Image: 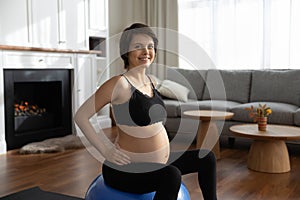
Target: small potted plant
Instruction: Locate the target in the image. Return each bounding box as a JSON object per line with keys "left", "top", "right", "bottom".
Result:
{"left": 245, "top": 104, "right": 272, "bottom": 131}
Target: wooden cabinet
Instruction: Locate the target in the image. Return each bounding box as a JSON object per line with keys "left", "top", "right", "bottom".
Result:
{"left": 74, "top": 53, "right": 97, "bottom": 112}
{"left": 31, "top": 0, "right": 87, "bottom": 49}
{"left": 0, "top": 0, "right": 108, "bottom": 50}
{"left": 95, "top": 57, "right": 110, "bottom": 116}
{"left": 74, "top": 53, "right": 112, "bottom": 132}
{"left": 0, "top": 0, "right": 30, "bottom": 46}
{"left": 58, "top": 0, "right": 87, "bottom": 49}
{"left": 73, "top": 54, "right": 111, "bottom": 130}
{"left": 87, "top": 0, "right": 107, "bottom": 37}
{"left": 30, "top": 0, "right": 59, "bottom": 48}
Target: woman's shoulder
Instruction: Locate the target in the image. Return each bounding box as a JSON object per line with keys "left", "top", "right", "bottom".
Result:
{"left": 99, "top": 74, "right": 131, "bottom": 103}
{"left": 102, "top": 74, "right": 128, "bottom": 88}
{"left": 147, "top": 74, "right": 161, "bottom": 87}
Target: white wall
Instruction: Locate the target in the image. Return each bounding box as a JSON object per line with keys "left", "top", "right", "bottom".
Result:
{"left": 108, "top": 0, "right": 147, "bottom": 76}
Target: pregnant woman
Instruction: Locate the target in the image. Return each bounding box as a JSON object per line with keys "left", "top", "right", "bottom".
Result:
{"left": 74, "top": 23, "right": 217, "bottom": 200}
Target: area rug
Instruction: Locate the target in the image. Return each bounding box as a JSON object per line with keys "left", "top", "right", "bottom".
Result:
{"left": 19, "top": 135, "right": 84, "bottom": 154}
{"left": 0, "top": 187, "right": 83, "bottom": 200}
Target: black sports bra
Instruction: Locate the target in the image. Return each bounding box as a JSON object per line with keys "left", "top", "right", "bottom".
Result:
{"left": 112, "top": 75, "right": 166, "bottom": 126}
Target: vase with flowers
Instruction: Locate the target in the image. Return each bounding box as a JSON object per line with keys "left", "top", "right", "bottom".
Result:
{"left": 245, "top": 104, "right": 272, "bottom": 131}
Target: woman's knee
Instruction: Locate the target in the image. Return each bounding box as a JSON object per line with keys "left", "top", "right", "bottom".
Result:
{"left": 160, "top": 165, "right": 182, "bottom": 188}
{"left": 153, "top": 165, "right": 182, "bottom": 200}
{"left": 198, "top": 150, "right": 217, "bottom": 172}
{"left": 199, "top": 149, "right": 216, "bottom": 162}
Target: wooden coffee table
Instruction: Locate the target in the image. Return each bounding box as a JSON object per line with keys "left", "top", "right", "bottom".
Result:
{"left": 183, "top": 110, "right": 234, "bottom": 159}
{"left": 230, "top": 124, "right": 300, "bottom": 173}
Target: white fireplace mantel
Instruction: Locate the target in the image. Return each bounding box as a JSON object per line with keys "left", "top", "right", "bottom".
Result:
{"left": 0, "top": 48, "right": 110, "bottom": 154}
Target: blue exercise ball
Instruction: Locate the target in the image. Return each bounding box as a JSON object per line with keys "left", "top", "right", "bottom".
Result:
{"left": 85, "top": 175, "right": 190, "bottom": 200}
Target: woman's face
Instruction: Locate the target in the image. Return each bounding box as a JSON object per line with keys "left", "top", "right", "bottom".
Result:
{"left": 127, "top": 34, "right": 155, "bottom": 69}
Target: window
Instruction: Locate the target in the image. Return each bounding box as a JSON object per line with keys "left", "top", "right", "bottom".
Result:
{"left": 178, "top": 0, "right": 300, "bottom": 70}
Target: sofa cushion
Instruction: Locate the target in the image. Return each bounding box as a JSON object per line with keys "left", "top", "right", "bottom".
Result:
{"left": 158, "top": 80, "right": 190, "bottom": 102}
{"left": 163, "top": 99, "right": 187, "bottom": 117}
{"left": 180, "top": 100, "right": 241, "bottom": 116}
{"left": 202, "top": 70, "right": 252, "bottom": 103}
{"left": 294, "top": 108, "right": 300, "bottom": 126}
{"left": 250, "top": 70, "right": 300, "bottom": 106}
{"left": 166, "top": 67, "right": 207, "bottom": 100}
{"left": 231, "top": 102, "right": 298, "bottom": 125}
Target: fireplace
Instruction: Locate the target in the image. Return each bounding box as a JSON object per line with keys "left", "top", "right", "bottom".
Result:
{"left": 4, "top": 69, "right": 72, "bottom": 150}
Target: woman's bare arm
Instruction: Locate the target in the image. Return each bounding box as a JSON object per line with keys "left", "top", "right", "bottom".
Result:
{"left": 74, "top": 76, "right": 131, "bottom": 165}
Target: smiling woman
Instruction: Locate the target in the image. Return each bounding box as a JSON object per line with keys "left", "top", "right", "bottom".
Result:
{"left": 119, "top": 24, "right": 158, "bottom": 70}
{"left": 74, "top": 23, "right": 217, "bottom": 200}
{"left": 127, "top": 34, "right": 155, "bottom": 68}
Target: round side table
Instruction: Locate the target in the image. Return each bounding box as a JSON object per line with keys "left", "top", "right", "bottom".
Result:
{"left": 183, "top": 110, "right": 234, "bottom": 159}
{"left": 230, "top": 124, "right": 300, "bottom": 173}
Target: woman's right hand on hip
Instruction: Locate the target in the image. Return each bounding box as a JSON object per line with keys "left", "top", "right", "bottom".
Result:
{"left": 104, "top": 144, "right": 131, "bottom": 165}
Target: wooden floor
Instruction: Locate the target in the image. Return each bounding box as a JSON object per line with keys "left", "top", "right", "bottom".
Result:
{"left": 1, "top": 127, "right": 300, "bottom": 200}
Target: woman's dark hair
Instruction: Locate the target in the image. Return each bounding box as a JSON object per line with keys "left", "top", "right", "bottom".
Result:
{"left": 119, "top": 23, "right": 158, "bottom": 69}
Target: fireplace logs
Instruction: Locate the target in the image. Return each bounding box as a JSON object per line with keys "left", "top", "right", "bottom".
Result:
{"left": 14, "top": 101, "right": 46, "bottom": 116}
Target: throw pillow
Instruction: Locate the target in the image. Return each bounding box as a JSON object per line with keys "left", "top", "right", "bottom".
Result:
{"left": 157, "top": 80, "right": 190, "bottom": 102}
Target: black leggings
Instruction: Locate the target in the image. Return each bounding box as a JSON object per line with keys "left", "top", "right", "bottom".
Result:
{"left": 102, "top": 149, "right": 217, "bottom": 200}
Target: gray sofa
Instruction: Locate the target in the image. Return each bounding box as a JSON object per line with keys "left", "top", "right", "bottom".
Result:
{"left": 159, "top": 67, "right": 300, "bottom": 145}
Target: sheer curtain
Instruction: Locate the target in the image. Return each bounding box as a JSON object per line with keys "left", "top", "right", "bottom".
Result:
{"left": 178, "top": 0, "right": 300, "bottom": 70}
{"left": 146, "top": 0, "right": 179, "bottom": 80}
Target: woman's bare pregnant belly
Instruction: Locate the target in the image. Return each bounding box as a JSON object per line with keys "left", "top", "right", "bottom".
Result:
{"left": 115, "top": 123, "right": 170, "bottom": 163}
